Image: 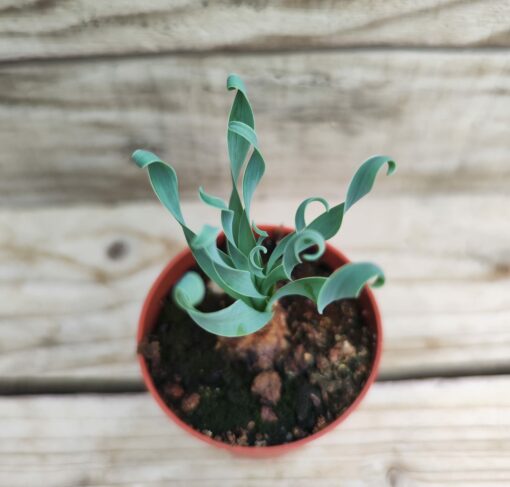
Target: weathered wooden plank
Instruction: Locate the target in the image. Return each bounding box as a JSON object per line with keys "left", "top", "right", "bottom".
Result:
{"left": 1, "top": 377, "right": 510, "bottom": 486}
{"left": 1, "top": 0, "right": 510, "bottom": 62}
{"left": 1, "top": 51, "right": 510, "bottom": 206}
{"left": 1, "top": 196, "right": 509, "bottom": 381}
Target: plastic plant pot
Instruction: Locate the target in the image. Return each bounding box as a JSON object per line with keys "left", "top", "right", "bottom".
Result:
{"left": 137, "top": 225, "right": 382, "bottom": 456}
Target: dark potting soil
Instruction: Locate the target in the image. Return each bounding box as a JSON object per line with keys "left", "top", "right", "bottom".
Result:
{"left": 139, "top": 233, "right": 376, "bottom": 447}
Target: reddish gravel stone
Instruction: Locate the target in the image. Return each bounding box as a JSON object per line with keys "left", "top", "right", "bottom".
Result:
{"left": 251, "top": 370, "right": 282, "bottom": 405}
{"left": 260, "top": 406, "right": 278, "bottom": 423}
{"left": 181, "top": 393, "right": 200, "bottom": 413}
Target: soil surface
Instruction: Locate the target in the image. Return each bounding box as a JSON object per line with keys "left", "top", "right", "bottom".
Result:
{"left": 140, "top": 233, "right": 376, "bottom": 447}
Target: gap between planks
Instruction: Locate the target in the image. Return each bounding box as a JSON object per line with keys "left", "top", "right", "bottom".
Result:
{"left": 4, "top": 368, "right": 510, "bottom": 396}
{"left": 3, "top": 44, "right": 510, "bottom": 67}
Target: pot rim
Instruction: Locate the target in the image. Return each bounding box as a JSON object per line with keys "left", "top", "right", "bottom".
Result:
{"left": 137, "top": 224, "right": 382, "bottom": 456}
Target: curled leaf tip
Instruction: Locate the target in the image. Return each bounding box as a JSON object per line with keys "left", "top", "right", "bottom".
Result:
{"left": 131, "top": 149, "right": 161, "bottom": 168}
{"left": 227, "top": 73, "right": 247, "bottom": 93}
{"left": 295, "top": 197, "right": 330, "bottom": 231}
{"left": 198, "top": 186, "right": 229, "bottom": 211}
{"left": 191, "top": 224, "right": 220, "bottom": 250}
{"left": 252, "top": 221, "right": 269, "bottom": 238}
{"left": 317, "top": 262, "right": 385, "bottom": 314}
{"left": 345, "top": 155, "right": 397, "bottom": 212}
{"left": 173, "top": 271, "right": 206, "bottom": 307}
{"left": 384, "top": 158, "right": 397, "bottom": 176}
{"left": 282, "top": 229, "right": 325, "bottom": 279}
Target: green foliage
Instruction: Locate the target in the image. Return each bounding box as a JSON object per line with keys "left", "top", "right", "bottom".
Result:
{"left": 132, "top": 74, "right": 396, "bottom": 337}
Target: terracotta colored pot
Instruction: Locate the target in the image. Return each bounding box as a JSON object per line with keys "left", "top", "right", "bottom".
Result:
{"left": 137, "top": 225, "right": 382, "bottom": 456}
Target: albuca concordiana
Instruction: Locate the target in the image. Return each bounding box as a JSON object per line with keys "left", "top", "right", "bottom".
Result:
{"left": 132, "top": 74, "right": 396, "bottom": 338}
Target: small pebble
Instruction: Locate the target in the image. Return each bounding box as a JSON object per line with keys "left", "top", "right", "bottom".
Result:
{"left": 181, "top": 393, "right": 200, "bottom": 413}
{"left": 329, "top": 339, "right": 356, "bottom": 363}
{"left": 165, "top": 383, "right": 184, "bottom": 400}
{"left": 138, "top": 339, "right": 161, "bottom": 365}
{"left": 310, "top": 392, "right": 322, "bottom": 408}
{"left": 340, "top": 301, "right": 356, "bottom": 317}
{"left": 319, "top": 316, "right": 332, "bottom": 327}
{"left": 261, "top": 406, "right": 278, "bottom": 423}
{"left": 237, "top": 431, "right": 249, "bottom": 446}
{"left": 303, "top": 310, "right": 314, "bottom": 320}
{"left": 251, "top": 370, "right": 282, "bottom": 405}
{"left": 316, "top": 354, "right": 329, "bottom": 372}
{"left": 313, "top": 415, "right": 327, "bottom": 433}
{"left": 292, "top": 426, "right": 306, "bottom": 439}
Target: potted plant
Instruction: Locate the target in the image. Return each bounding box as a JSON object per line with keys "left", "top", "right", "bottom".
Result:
{"left": 134, "top": 74, "right": 396, "bottom": 454}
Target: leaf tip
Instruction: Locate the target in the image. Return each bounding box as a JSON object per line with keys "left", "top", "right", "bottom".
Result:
{"left": 131, "top": 149, "right": 160, "bottom": 169}
{"left": 227, "top": 73, "right": 246, "bottom": 93}
{"left": 173, "top": 271, "right": 206, "bottom": 308}
{"left": 387, "top": 160, "right": 397, "bottom": 176}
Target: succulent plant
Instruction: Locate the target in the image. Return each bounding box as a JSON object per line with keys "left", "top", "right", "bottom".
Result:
{"left": 133, "top": 74, "right": 396, "bottom": 337}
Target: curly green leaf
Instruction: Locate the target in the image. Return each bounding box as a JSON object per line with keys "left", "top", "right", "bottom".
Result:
{"left": 317, "top": 262, "right": 385, "bottom": 313}
{"left": 198, "top": 186, "right": 249, "bottom": 270}
{"left": 266, "top": 231, "right": 295, "bottom": 272}
{"left": 133, "top": 151, "right": 255, "bottom": 304}
{"left": 252, "top": 222, "right": 268, "bottom": 238}
{"left": 212, "top": 259, "right": 266, "bottom": 299}
{"left": 237, "top": 209, "right": 257, "bottom": 255}
{"left": 174, "top": 272, "right": 273, "bottom": 337}
{"left": 295, "top": 197, "right": 330, "bottom": 232}
{"left": 248, "top": 245, "right": 267, "bottom": 278}
{"left": 282, "top": 229, "right": 325, "bottom": 279}
{"left": 307, "top": 203, "right": 345, "bottom": 240}
{"left": 345, "top": 155, "right": 396, "bottom": 212}
{"left": 268, "top": 277, "right": 326, "bottom": 307}
{"left": 228, "top": 121, "right": 258, "bottom": 150}
{"left": 198, "top": 186, "right": 229, "bottom": 211}
{"left": 191, "top": 225, "right": 220, "bottom": 250}
{"left": 242, "top": 150, "right": 265, "bottom": 216}
{"left": 227, "top": 76, "right": 255, "bottom": 182}
{"left": 173, "top": 271, "right": 206, "bottom": 306}
{"left": 261, "top": 264, "right": 287, "bottom": 294}
{"left": 132, "top": 150, "right": 185, "bottom": 226}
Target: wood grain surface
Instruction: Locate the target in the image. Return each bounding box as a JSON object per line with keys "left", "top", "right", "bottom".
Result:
{"left": 2, "top": 3, "right": 509, "bottom": 484}
{"left": 1, "top": 0, "right": 510, "bottom": 62}
{"left": 2, "top": 50, "right": 510, "bottom": 206}
{"left": 1, "top": 376, "right": 509, "bottom": 486}
{"left": 2, "top": 196, "right": 509, "bottom": 382}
